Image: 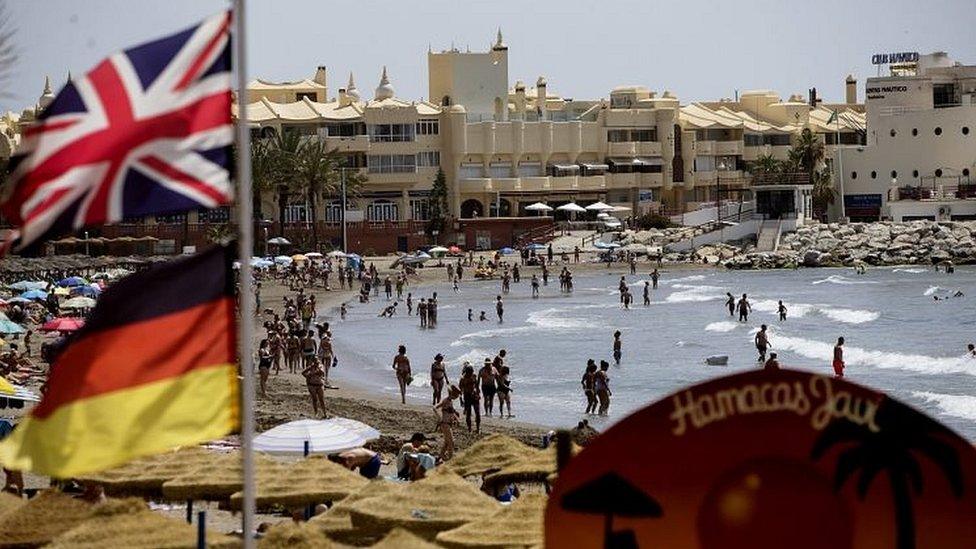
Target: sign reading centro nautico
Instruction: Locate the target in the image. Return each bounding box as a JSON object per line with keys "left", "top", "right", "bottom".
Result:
{"left": 546, "top": 369, "right": 976, "bottom": 549}
{"left": 872, "top": 51, "right": 919, "bottom": 65}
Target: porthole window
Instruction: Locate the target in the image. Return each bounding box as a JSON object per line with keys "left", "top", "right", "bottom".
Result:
{"left": 913, "top": 169, "right": 919, "bottom": 178}
{"left": 870, "top": 171, "right": 877, "bottom": 179}
{"left": 851, "top": 171, "right": 857, "bottom": 179}
{"left": 891, "top": 170, "right": 897, "bottom": 179}
{"left": 964, "top": 127, "right": 970, "bottom": 136}
{"left": 890, "top": 129, "right": 896, "bottom": 137}
{"left": 912, "top": 128, "right": 918, "bottom": 136}
{"left": 964, "top": 168, "right": 971, "bottom": 177}
{"left": 935, "top": 127, "right": 943, "bottom": 136}
{"left": 935, "top": 169, "right": 943, "bottom": 177}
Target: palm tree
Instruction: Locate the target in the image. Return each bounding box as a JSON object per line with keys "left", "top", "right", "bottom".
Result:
{"left": 810, "top": 397, "right": 964, "bottom": 549}
{"left": 789, "top": 128, "right": 825, "bottom": 175}
{"left": 749, "top": 153, "right": 781, "bottom": 177}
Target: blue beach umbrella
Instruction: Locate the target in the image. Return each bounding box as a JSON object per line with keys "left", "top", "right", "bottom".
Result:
{"left": 0, "top": 313, "right": 25, "bottom": 334}
{"left": 499, "top": 247, "right": 515, "bottom": 255}
{"left": 19, "top": 290, "right": 48, "bottom": 301}
{"left": 57, "top": 277, "right": 88, "bottom": 287}
{"left": 70, "top": 285, "right": 100, "bottom": 298}
{"left": 8, "top": 281, "right": 46, "bottom": 292}
{"left": 525, "top": 243, "right": 546, "bottom": 251}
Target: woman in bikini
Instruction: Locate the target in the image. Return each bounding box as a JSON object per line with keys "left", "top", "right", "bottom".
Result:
{"left": 301, "top": 357, "right": 327, "bottom": 417}
{"left": 430, "top": 353, "right": 448, "bottom": 406}
{"left": 257, "top": 339, "right": 272, "bottom": 397}
{"left": 581, "top": 359, "right": 597, "bottom": 414}
{"left": 496, "top": 365, "right": 513, "bottom": 418}
{"left": 392, "top": 345, "right": 412, "bottom": 404}
{"left": 433, "top": 385, "right": 461, "bottom": 460}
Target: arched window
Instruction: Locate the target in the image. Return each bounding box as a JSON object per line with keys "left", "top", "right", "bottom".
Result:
{"left": 441, "top": 95, "right": 451, "bottom": 107}
{"left": 935, "top": 168, "right": 943, "bottom": 178}
{"left": 324, "top": 200, "right": 342, "bottom": 224}
{"left": 460, "top": 199, "right": 484, "bottom": 218}
{"left": 367, "top": 199, "right": 398, "bottom": 222}
{"left": 870, "top": 171, "right": 877, "bottom": 179}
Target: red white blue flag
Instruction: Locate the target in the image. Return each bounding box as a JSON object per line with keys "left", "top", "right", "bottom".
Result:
{"left": 0, "top": 12, "right": 234, "bottom": 253}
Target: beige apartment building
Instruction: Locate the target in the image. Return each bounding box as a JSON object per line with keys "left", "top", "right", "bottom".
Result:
{"left": 235, "top": 32, "right": 866, "bottom": 226}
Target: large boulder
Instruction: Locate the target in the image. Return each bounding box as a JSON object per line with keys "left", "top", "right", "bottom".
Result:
{"left": 803, "top": 250, "right": 831, "bottom": 267}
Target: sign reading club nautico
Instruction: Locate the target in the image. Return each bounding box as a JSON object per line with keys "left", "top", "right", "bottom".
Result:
{"left": 871, "top": 51, "right": 919, "bottom": 65}
{"left": 546, "top": 369, "right": 976, "bottom": 549}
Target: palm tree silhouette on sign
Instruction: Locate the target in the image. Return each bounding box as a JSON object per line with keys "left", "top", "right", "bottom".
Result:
{"left": 810, "top": 398, "right": 964, "bottom": 549}
{"left": 561, "top": 472, "right": 662, "bottom": 549}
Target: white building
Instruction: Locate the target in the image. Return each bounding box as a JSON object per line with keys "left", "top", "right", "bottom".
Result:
{"left": 838, "top": 52, "right": 976, "bottom": 221}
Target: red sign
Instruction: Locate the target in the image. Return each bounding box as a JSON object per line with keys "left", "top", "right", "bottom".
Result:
{"left": 546, "top": 369, "right": 976, "bottom": 548}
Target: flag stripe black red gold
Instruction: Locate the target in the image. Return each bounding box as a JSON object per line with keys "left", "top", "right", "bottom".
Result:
{"left": 0, "top": 244, "right": 239, "bottom": 477}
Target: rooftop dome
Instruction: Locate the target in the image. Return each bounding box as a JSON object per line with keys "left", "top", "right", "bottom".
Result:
{"left": 346, "top": 72, "right": 360, "bottom": 101}
{"left": 38, "top": 76, "right": 55, "bottom": 109}
{"left": 374, "top": 66, "right": 395, "bottom": 101}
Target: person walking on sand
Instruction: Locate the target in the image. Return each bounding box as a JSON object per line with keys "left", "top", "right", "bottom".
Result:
{"left": 581, "top": 360, "right": 598, "bottom": 414}
{"left": 643, "top": 281, "right": 651, "bottom": 306}
{"left": 301, "top": 330, "right": 317, "bottom": 369}
{"left": 612, "top": 331, "right": 622, "bottom": 365}
{"left": 651, "top": 268, "right": 660, "bottom": 289}
{"left": 434, "top": 385, "right": 461, "bottom": 460}
{"left": 725, "top": 292, "right": 735, "bottom": 316}
{"left": 430, "top": 353, "right": 449, "bottom": 406}
{"left": 429, "top": 292, "right": 439, "bottom": 327}
{"left": 495, "top": 295, "right": 504, "bottom": 322}
{"left": 833, "top": 337, "right": 846, "bottom": 378}
{"left": 479, "top": 358, "right": 497, "bottom": 416}
{"left": 531, "top": 274, "right": 540, "bottom": 298}
{"left": 340, "top": 303, "right": 347, "bottom": 320}
{"left": 595, "top": 360, "right": 612, "bottom": 415}
{"left": 778, "top": 300, "right": 787, "bottom": 321}
{"left": 737, "top": 294, "right": 751, "bottom": 322}
{"left": 302, "top": 357, "right": 327, "bottom": 417}
{"left": 458, "top": 363, "right": 481, "bottom": 433}
{"left": 257, "top": 339, "right": 272, "bottom": 397}
{"left": 392, "top": 345, "right": 412, "bottom": 404}
{"left": 755, "top": 324, "right": 770, "bottom": 362}
{"left": 384, "top": 276, "right": 393, "bottom": 300}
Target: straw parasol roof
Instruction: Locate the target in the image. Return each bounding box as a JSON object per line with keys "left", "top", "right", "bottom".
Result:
{"left": 259, "top": 521, "right": 333, "bottom": 549}
{"left": 347, "top": 470, "right": 500, "bottom": 539}
{"left": 447, "top": 434, "right": 539, "bottom": 478}
{"left": 370, "top": 527, "right": 442, "bottom": 549}
{"left": 0, "top": 490, "right": 94, "bottom": 548}
{"left": 79, "top": 446, "right": 217, "bottom": 498}
{"left": 482, "top": 446, "right": 575, "bottom": 488}
{"left": 228, "top": 455, "right": 368, "bottom": 510}
{"left": 162, "top": 452, "right": 282, "bottom": 502}
{"left": 435, "top": 493, "right": 548, "bottom": 548}
{"left": 47, "top": 498, "right": 237, "bottom": 549}
{"left": 0, "top": 491, "right": 25, "bottom": 522}
{"left": 309, "top": 480, "right": 402, "bottom": 545}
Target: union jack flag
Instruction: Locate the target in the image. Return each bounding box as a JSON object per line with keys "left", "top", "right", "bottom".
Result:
{"left": 0, "top": 12, "right": 234, "bottom": 253}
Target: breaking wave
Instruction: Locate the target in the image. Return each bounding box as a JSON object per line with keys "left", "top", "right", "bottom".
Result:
{"left": 913, "top": 391, "right": 976, "bottom": 421}
{"left": 812, "top": 275, "right": 877, "bottom": 285}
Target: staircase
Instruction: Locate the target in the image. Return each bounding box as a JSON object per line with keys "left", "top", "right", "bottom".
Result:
{"left": 755, "top": 219, "right": 782, "bottom": 252}
{"left": 552, "top": 230, "right": 598, "bottom": 252}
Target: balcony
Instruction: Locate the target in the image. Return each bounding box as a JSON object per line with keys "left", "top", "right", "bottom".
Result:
{"left": 322, "top": 135, "right": 370, "bottom": 152}
{"left": 458, "top": 175, "right": 607, "bottom": 193}
{"left": 715, "top": 141, "right": 743, "bottom": 155}
{"left": 607, "top": 141, "right": 662, "bottom": 157}
{"left": 697, "top": 141, "right": 715, "bottom": 155}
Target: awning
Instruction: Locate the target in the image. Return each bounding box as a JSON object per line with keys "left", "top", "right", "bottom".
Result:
{"left": 550, "top": 164, "right": 580, "bottom": 171}
{"left": 580, "top": 163, "right": 609, "bottom": 171}
{"left": 636, "top": 157, "right": 664, "bottom": 165}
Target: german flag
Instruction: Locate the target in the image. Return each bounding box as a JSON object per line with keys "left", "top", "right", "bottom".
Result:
{"left": 0, "top": 245, "right": 239, "bottom": 477}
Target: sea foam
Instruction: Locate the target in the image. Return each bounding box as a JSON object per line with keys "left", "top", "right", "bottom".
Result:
{"left": 913, "top": 391, "right": 976, "bottom": 421}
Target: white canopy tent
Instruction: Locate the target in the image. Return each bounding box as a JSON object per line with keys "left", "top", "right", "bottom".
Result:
{"left": 585, "top": 201, "right": 614, "bottom": 211}
{"left": 556, "top": 202, "right": 587, "bottom": 213}
{"left": 253, "top": 418, "right": 380, "bottom": 454}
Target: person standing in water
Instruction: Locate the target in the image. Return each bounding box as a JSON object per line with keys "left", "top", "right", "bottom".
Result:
{"left": 392, "top": 345, "right": 412, "bottom": 404}
{"left": 595, "top": 360, "right": 612, "bottom": 415}
{"left": 725, "top": 292, "right": 735, "bottom": 316}
{"left": 581, "top": 360, "right": 597, "bottom": 414}
{"left": 496, "top": 366, "right": 513, "bottom": 418}
{"left": 531, "top": 274, "right": 540, "bottom": 298}
{"left": 833, "top": 337, "right": 846, "bottom": 378}
{"left": 755, "top": 324, "right": 770, "bottom": 362}
{"left": 458, "top": 363, "right": 481, "bottom": 433}
{"left": 406, "top": 293, "right": 413, "bottom": 315}
{"left": 495, "top": 295, "right": 504, "bottom": 322}
{"left": 478, "top": 358, "right": 497, "bottom": 416}
{"left": 417, "top": 298, "right": 428, "bottom": 328}
{"left": 430, "top": 353, "right": 448, "bottom": 406}
{"left": 612, "top": 331, "right": 622, "bottom": 365}
{"left": 643, "top": 281, "right": 651, "bottom": 306}
{"left": 737, "top": 294, "right": 751, "bottom": 322}
{"left": 777, "top": 300, "right": 788, "bottom": 321}
{"left": 651, "top": 268, "right": 660, "bottom": 289}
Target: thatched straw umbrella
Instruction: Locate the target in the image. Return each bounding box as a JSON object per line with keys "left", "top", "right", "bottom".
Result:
{"left": 0, "top": 491, "right": 24, "bottom": 521}
{"left": 259, "top": 521, "right": 333, "bottom": 549}
{"left": 482, "top": 445, "right": 581, "bottom": 489}
{"left": 346, "top": 470, "right": 499, "bottom": 540}
{"left": 162, "top": 452, "right": 282, "bottom": 502}
{"left": 435, "top": 493, "right": 548, "bottom": 548}
{"left": 447, "top": 434, "right": 539, "bottom": 478}
{"left": 47, "top": 498, "right": 237, "bottom": 548}
{"left": 228, "top": 455, "right": 368, "bottom": 510}
{"left": 0, "top": 490, "right": 94, "bottom": 548}
{"left": 79, "top": 446, "right": 215, "bottom": 498}
{"left": 370, "top": 527, "right": 442, "bottom": 549}
{"left": 308, "top": 480, "right": 402, "bottom": 545}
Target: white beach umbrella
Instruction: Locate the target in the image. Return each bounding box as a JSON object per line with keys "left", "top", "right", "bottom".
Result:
{"left": 327, "top": 250, "right": 347, "bottom": 258}
{"left": 596, "top": 212, "right": 611, "bottom": 219}
{"left": 556, "top": 202, "right": 586, "bottom": 213}
{"left": 524, "top": 202, "right": 553, "bottom": 211}
{"left": 63, "top": 296, "right": 96, "bottom": 309}
{"left": 612, "top": 205, "right": 632, "bottom": 212}
{"left": 428, "top": 246, "right": 450, "bottom": 255}
{"left": 267, "top": 236, "right": 291, "bottom": 245}
{"left": 274, "top": 255, "right": 293, "bottom": 265}
{"left": 585, "top": 201, "right": 614, "bottom": 211}
{"left": 253, "top": 418, "right": 380, "bottom": 454}
{"left": 304, "top": 252, "right": 324, "bottom": 258}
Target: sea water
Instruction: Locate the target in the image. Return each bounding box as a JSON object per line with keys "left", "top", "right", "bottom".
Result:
{"left": 326, "top": 266, "right": 976, "bottom": 440}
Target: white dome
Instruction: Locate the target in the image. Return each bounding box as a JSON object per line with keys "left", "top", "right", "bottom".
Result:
{"left": 374, "top": 66, "right": 395, "bottom": 100}
{"left": 346, "top": 72, "right": 360, "bottom": 101}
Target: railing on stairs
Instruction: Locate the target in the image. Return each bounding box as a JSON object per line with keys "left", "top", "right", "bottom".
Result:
{"left": 515, "top": 222, "right": 556, "bottom": 247}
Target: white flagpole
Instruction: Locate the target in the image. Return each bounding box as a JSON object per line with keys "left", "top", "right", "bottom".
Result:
{"left": 232, "top": 0, "right": 257, "bottom": 546}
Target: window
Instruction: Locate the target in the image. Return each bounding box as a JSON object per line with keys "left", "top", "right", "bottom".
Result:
{"left": 870, "top": 171, "right": 877, "bottom": 179}
{"left": 156, "top": 212, "right": 187, "bottom": 224}
{"left": 890, "top": 129, "right": 896, "bottom": 137}
{"left": 851, "top": 171, "right": 858, "bottom": 179}
{"left": 416, "top": 151, "right": 440, "bottom": 167}
{"left": 933, "top": 83, "right": 957, "bottom": 108}
{"left": 912, "top": 128, "right": 918, "bottom": 136}
{"left": 964, "top": 127, "right": 970, "bottom": 136}
{"left": 935, "top": 169, "right": 943, "bottom": 177}
{"left": 716, "top": 155, "right": 737, "bottom": 171}
{"left": 325, "top": 122, "right": 365, "bottom": 137}
{"left": 368, "top": 123, "right": 415, "bottom": 142}
{"left": 694, "top": 156, "right": 716, "bottom": 172}
{"left": 416, "top": 119, "right": 439, "bottom": 135}
{"left": 935, "top": 127, "right": 943, "bottom": 136}
{"left": 367, "top": 154, "right": 416, "bottom": 173}
{"left": 459, "top": 163, "right": 483, "bottom": 179}
{"left": 283, "top": 204, "right": 308, "bottom": 223}
{"left": 296, "top": 92, "right": 317, "bottom": 102}
{"left": 607, "top": 129, "right": 630, "bottom": 143}
{"left": 517, "top": 162, "right": 542, "bottom": 177}
{"left": 823, "top": 133, "right": 863, "bottom": 145}
{"left": 891, "top": 170, "right": 898, "bottom": 179}
{"left": 489, "top": 162, "right": 512, "bottom": 178}
{"left": 607, "top": 128, "right": 657, "bottom": 142}
{"left": 410, "top": 199, "right": 429, "bottom": 221}
{"left": 366, "top": 200, "right": 398, "bottom": 222}
{"left": 282, "top": 124, "right": 316, "bottom": 137}
{"left": 324, "top": 201, "right": 342, "bottom": 223}
{"left": 201, "top": 207, "right": 231, "bottom": 224}
{"left": 913, "top": 170, "right": 918, "bottom": 178}
{"left": 696, "top": 128, "right": 735, "bottom": 141}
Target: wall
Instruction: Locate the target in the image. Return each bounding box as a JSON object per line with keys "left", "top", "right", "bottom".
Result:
{"left": 456, "top": 217, "right": 551, "bottom": 250}
{"left": 665, "top": 219, "right": 759, "bottom": 252}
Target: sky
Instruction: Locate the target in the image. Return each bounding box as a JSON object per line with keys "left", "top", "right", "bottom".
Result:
{"left": 4, "top": 0, "right": 975, "bottom": 113}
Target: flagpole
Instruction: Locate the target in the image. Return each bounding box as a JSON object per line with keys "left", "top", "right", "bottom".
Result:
{"left": 232, "top": 0, "right": 257, "bottom": 546}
